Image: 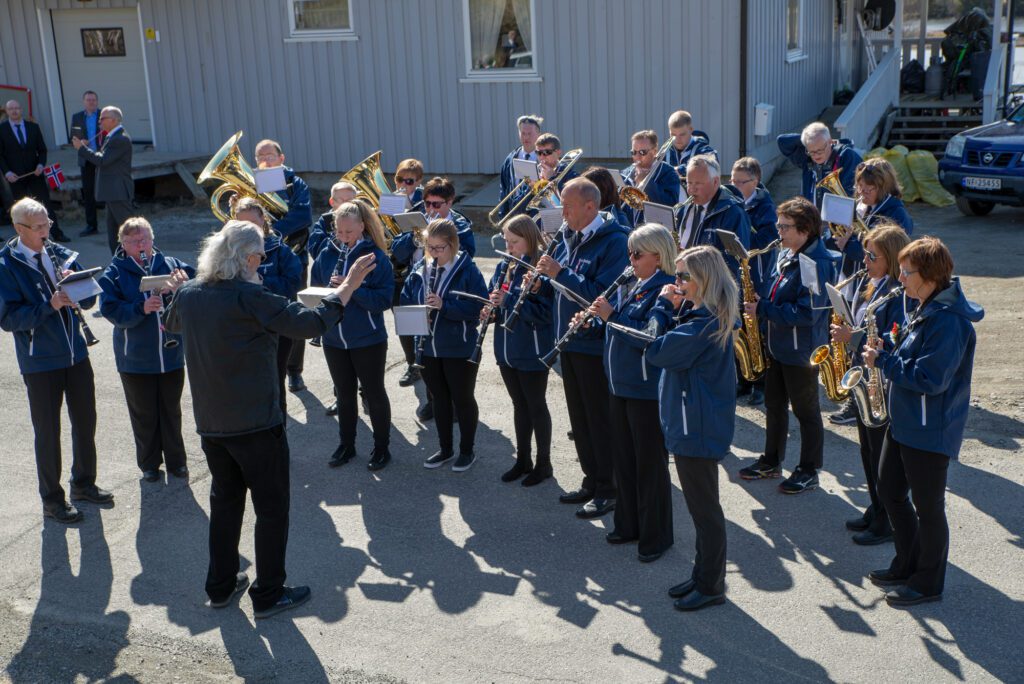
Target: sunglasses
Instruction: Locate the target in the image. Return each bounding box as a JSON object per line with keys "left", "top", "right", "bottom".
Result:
{"left": 628, "top": 250, "right": 649, "bottom": 259}
{"left": 423, "top": 200, "right": 447, "bottom": 209}
{"left": 675, "top": 271, "right": 692, "bottom": 282}
{"left": 397, "top": 177, "right": 418, "bottom": 186}
{"left": 631, "top": 149, "right": 652, "bottom": 157}
{"left": 536, "top": 148, "right": 557, "bottom": 157}
{"left": 865, "top": 250, "right": 879, "bottom": 262}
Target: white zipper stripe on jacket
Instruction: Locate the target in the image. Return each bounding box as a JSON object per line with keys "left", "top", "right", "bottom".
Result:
{"left": 921, "top": 394, "right": 927, "bottom": 426}
{"left": 607, "top": 337, "right": 616, "bottom": 392}
{"left": 792, "top": 326, "right": 798, "bottom": 349}
{"left": 641, "top": 349, "right": 648, "bottom": 382}
{"left": 681, "top": 391, "right": 689, "bottom": 436}
{"left": 532, "top": 329, "right": 539, "bottom": 355}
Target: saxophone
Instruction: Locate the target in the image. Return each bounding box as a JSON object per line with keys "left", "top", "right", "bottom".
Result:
{"left": 810, "top": 268, "right": 867, "bottom": 403}
{"left": 735, "top": 239, "right": 781, "bottom": 382}
{"left": 840, "top": 286, "right": 904, "bottom": 427}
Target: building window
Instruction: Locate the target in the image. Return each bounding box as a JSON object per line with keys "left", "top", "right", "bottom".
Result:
{"left": 786, "top": 0, "right": 806, "bottom": 62}
{"left": 464, "top": 0, "right": 536, "bottom": 78}
{"left": 288, "top": 0, "right": 353, "bottom": 39}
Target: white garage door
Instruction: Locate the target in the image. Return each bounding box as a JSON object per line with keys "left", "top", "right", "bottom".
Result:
{"left": 51, "top": 8, "right": 152, "bottom": 143}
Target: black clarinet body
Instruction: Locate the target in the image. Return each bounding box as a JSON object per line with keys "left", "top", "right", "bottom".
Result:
{"left": 139, "top": 250, "right": 178, "bottom": 349}
{"left": 311, "top": 239, "right": 349, "bottom": 348}
{"left": 43, "top": 240, "right": 99, "bottom": 347}
{"left": 469, "top": 257, "right": 512, "bottom": 365}
{"left": 412, "top": 260, "right": 442, "bottom": 370}
{"left": 503, "top": 230, "right": 563, "bottom": 331}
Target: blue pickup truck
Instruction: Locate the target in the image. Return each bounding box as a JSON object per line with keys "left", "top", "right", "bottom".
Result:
{"left": 939, "top": 105, "right": 1024, "bottom": 216}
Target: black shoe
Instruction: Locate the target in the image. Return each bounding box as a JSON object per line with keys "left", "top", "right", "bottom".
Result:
{"left": 668, "top": 579, "right": 697, "bottom": 599}
{"left": 170, "top": 466, "right": 189, "bottom": 479}
{"left": 50, "top": 228, "right": 70, "bottom": 243}
{"left": 78, "top": 226, "right": 98, "bottom": 237}
{"left": 253, "top": 585, "right": 311, "bottom": 619}
{"left": 70, "top": 485, "right": 114, "bottom": 505}
{"left": 424, "top": 450, "right": 454, "bottom": 469}
{"left": 605, "top": 531, "right": 638, "bottom": 545}
{"left": 451, "top": 452, "right": 476, "bottom": 472}
{"left": 747, "top": 387, "right": 765, "bottom": 406}
{"left": 674, "top": 590, "right": 726, "bottom": 612}
{"left": 416, "top": 402, "right": 434, "bottom": 422}
{"left": 868, "top": 568, "right": 909, "bottom": 588}
{"left": 829, "top": 399, "right": 858, "bottom": 425}
{"left": 566, "top": 430, "right": 574, "bottom": 441}
{"left": 287, "top": 371, "right": 306, "bottom": 393}
{"left": 501, "top": 461, "right": 533, "bottom": 482}
{"left": 845, "top": 513, "right": 871, "bottom": 532}
{"left": 778, "top": 468, "right": 819, "bottom": 494}
{"left": 736, "top": 382, "right": 752, "bottom": 397}
{"left": 328, "top": 445, "right": 356, "bottom": 468}
{"left": 309, "top": 336, "right": 322, "bottom": 348}
{"left": 43, "top": 502, "right": 83, "bottom": 524}
{"left": 885, "top": 585, "right": 942, "bottom": 607}
{"left": 576, "top": 498, "right": 615, "bottom": 519}
{"left": 638, "top": 550, "right": 664, "bottom": 563}
{"left": 399, "top": 365, "right": 421, "bottom": 387}
{"left": 209, "top": 573, "right": 249, "bottom": 609}
{"left": 559, "top": 487, "right": 594, "bottom": 505}
{"left": 142, "top": 469, "right": 161, "bottom": 483}
{"left": 521, "top": 463, "right": 552, "bottom": 487}
{"left": 325, "top": 400, "right": 338, "bottom": 417}
{"left": 738, "top": 458, "right": 782, "bottom": 480}
{"left": 367, "top": 447, "right": 391, "bottom": 471}
{"left": 852, "top": 528, "right": 893, "bottom": 546}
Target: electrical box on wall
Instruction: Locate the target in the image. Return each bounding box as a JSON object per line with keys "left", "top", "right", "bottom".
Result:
{"left": 754, "top": 103, "right": 774, "bottom": 137}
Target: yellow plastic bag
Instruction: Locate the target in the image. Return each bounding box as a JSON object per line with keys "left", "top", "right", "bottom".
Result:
{"left": 882, "top": 148, "right": 922, "bottom": 203}
{"left": 865, "top": 147, "right": 888, "bottom": 160}
{"left": 906, "top": 150, "right": 955, "bottom": 207}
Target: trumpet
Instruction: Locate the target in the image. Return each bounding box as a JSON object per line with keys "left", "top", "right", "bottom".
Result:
{"left": 809, "top": 268, "right": 867, "bottom": 402}
{"left": 488, "top": 149, "right": 583, "bottom": 227}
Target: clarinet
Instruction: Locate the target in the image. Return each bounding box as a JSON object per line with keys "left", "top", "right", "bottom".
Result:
{"left": 539, "top": 266, "right": 635, "bottom": 369}
{"left": 469, "top": 257, "right": 513, "bottom": 365}
{"left": 139, "top": 250, "right": 178, "bottom": 349}
{"left": 311, "top": 239, "right": 349, "bottom": 348}
{"left": 412, "top": 260, "right": 442, "bottom": 370}
{"left": 503, "top": 230, "right": 564, "bottom": 331}
{"left": 43, "top": 240, "right": 99, "bottom": 347}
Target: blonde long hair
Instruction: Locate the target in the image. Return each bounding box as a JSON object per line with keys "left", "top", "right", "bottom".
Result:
{"left": 333, "top": 198, "right": 388, "bottom": 251}
{"left": 679, "top": 245, "right": 738, "bottom": 349}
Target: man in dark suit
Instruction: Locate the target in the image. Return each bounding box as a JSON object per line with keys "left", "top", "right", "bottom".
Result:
{"left": 0, "top": 100, "right": 70, "bottom": 241}
{"left": 73, "top": 106, "right": 134, "bottom": 253}
{"left": 69, "top": 91, "right": 101, "bottom": 237}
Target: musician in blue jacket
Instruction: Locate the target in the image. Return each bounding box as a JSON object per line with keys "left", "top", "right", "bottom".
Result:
{"left": 99, "top": 217, "right": 195, "bottom": 482}
{"left": 486, "top": 215, "right": 554, "bottom": 486}
{"left": 308, "top": 181, "right": 359, "bottom": 262}
{"left": 529, "top": 133, "right": 579, "bottom": 215}
{"left": 394, "top": 158, "right": 425, "bottom": 214}
{"left": 583, "top": 166, "right": 630, "bottom": 228}
{"left": 841, "top": 158, "right": 915, "bottom": 272}
{"left": 739, "top": 197, "right": 836, "bottom": 494}
{"left": 646, "top": 244, "right": 739, "bottom": 612}
{"left": 401, "top": 219, "right": 487, "bottom": 472}
{"left": 863, "top": 236, "right": 983, "bottom": 607}
{"left": 620, "top": 130, "right": 680, "bottom": 228}
{"left": 588, "top": 223, "right": 676, "bottom": 563}
{"left": 829, "top": 224, "right": 910, "bottom": 546}
{"left": 533, "top": 178, "right": 630, "bottom": 519}
{"left": 312, "top": 200, "right": 395, "bottom": 471}
{"left": 665, "top": 111, "right": 718, "bottom": 201}
{"left": 0, "top": 198, "right": 113, "bottom": 523}
{"left": 496, "top": 114, "right": 543, "bottom": 221}
{"left": 777, "top": 122, "right": 862, "bottom": 207}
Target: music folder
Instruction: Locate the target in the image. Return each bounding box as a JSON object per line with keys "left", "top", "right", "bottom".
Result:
{"left": 139, "top": 275, "right": 173, "bottom": 292}
{"left": 825, "top": 282, "right": 854, "bottom": 326}
{"left": 379, "top": 193, "right": 410, "bottom": 216}
{"left": 254, "top": 166, "right": 288, "bottom": 194}
{"left": 820, "top": 192, "right": 856, "bottom": 227}
{"left": 715, "top": 229, "right": 749, "bottom": 261}
{"left": 798, "top": 254, "right": 820, "bottom": 296}
{"left": 57, "top": 267, "right": 103, "bottom": 303}
{"left": 393, "top": 305, "right": 430, "bottom": 336}
{"left": 643, "top": 201, "right": 676, "bottom": 234}
{"left": 538, "top": 208, "right": 563, "bottom": 234}
{"left": 512, "top": 158, "right": 539, "bottom": 181}
{"left": 394, "top": 212, "right": 428, "bottom": 232}
{"left": 297, "top": 286, "right": 335, "bottom": 308}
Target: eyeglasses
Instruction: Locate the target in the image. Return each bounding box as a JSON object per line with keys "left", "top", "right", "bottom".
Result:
{"left": 864, "top": 250, "right": 879, "bottom": 262}
{"left": 675, "top": 271, "right": 692, "bottom": 283}
{"left": 631, "top": 149, "right": 652, "bottom": 157}
{"left": 427, "top": 243, "right": 450, "bottom": 254}
{"left": 122, "top": 236, "right": 153, "bottom": 247}
{"left": 536, "top": 148, "right": 557, "bottom": 157}
{"left": 806, "top": 143, "right": 831, "bottom": 156}
{"left": 397, "top": 177, "right": 418, "bottom": 186}
{"left": 731, "top": 177, "right": 756, "bottom": 186}
{"left": 899, "top": 267, "right": 918, "bottom": 278}
{"left": 251, "top": 252, "right": 267, "bottom": 263}
{"left": 423, "top": 200, "right": 447, "bottom": 209}
{"left": 15, "top": 220, "right": 53, "bottom": 232}
{"left": 776, "top": 222, "right": 796, "bottom": 232}
{"left": 628, "top": 250, "right": 649, "bottom": 259}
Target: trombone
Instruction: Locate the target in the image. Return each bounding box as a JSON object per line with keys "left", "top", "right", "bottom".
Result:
{"left": 618, "top": 139, "right": 673, "bottom": 211}
{"left": 488, "top": 148, "right": 583, "bottom": 227}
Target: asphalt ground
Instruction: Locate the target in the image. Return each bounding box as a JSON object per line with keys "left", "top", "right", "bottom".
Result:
{"left": 0, "top": 166, "right": 1022, "bottom": 683}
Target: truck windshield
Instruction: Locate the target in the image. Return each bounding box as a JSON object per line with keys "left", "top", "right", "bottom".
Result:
{"left": 1009, "top": 104, "right": 1024, "bottom": 123}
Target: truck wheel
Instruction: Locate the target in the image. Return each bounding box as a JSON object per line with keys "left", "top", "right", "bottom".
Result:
{"left": 955, "top": 197, "right": 995, "bottom": 216}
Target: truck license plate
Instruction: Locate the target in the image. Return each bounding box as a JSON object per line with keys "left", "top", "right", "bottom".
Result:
{"left": 963, "top": 177, "right": 1001, "bottom": 190}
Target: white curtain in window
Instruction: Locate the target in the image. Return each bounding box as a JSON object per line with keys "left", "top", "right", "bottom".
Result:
{"left": 469, "top": 0, "right": 505, "bottom": 67}
{"left": 512, "top": 0, "right": 532, "bottom": 52}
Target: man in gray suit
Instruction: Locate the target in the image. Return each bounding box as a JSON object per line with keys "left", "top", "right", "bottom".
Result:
{"left": 72, "top": 106, "right": 134, "bottom": 253}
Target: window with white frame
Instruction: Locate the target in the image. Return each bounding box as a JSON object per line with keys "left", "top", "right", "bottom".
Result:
{"left": 465, "top": 0, "right": 536, "bottom": 77}
{"left": 289, "top": 0, "right": 353, "bottom": 39}
{"left": 786, "top": 0, "right": 805, "bottom": 61}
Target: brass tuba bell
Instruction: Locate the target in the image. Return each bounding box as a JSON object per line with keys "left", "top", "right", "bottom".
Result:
{"left": 339, "top": 151, "right": 402, "bottom": 242}
{"left": 198, "top": 131, "right": 289, "bottom": 222}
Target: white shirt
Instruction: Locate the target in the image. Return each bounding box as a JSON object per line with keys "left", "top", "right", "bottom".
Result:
{"left": 678, "top": 201, "right": 710, "bottom": 249}
{"left": 517, "top": 148, "right": 538, "bottom": 162}
{"left": 15, "top": 239, "right": 59, "bottom": 285}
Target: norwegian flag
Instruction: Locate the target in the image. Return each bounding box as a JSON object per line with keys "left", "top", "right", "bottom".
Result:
{"left": 43, "top": 163, "right": 65, "bottom": 191}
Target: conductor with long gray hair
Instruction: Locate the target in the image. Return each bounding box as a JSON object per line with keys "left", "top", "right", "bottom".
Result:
{"left": 164, "top": 220, "right": 376, "bottom": 619}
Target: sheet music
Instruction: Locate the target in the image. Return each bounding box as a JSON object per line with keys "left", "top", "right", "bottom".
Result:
{"left": 821, "top": 193, "right": 856, "bottom": 227}
{"left": 512, "top": 158, "right": 539, "bottom": 181}
{"left": 139, "top": 275, "right": 173, "bottom": 292}
{"left": 254, "top": 167, "right": 288, "bottom": 194}
{"left": 825, "top": 283, "right": 854, "bottom": 326}
{"left": 379, "top": 193, "right": 410, "bottom": 216}
{"left": 642, "top": 201, "right": 676, "bottom": 232}
{"left": 394, "top": 212, "right": 428, "bottom": 231}
{"left": 798, "top": 254, "right": 820, "bottom": 296}
{"left": 538, "top": 208, "right": 564, "bottom": 234}
{"left": 297, "top": 286, "right": 335, "bottom": 308}
{"left": 393, "top": 305, "right": 430, "bottom": 335}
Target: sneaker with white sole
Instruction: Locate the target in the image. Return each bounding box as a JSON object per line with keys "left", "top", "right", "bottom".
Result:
{"left": 779, "top": 467, "right": 819, "bottom": 494}
{"left": 424, "top": 450, "right": 455, "bottom": 469}
{"left": 451, "top": 452, "right": 476, "bottom": 472}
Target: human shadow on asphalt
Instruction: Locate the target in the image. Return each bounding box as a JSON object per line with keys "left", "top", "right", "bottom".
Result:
{"left": 6, "top": 512, "right": 135, "bottom": 683}
{"left": 963, "top": 404, "right": 1024, "bottom": 451}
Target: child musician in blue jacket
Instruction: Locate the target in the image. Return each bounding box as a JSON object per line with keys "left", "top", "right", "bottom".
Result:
{"left": 401, "top": 219, "right": 488, "bottom": 472}
{"left": 646, "top": 245, "right": 740, "bottom": 612}
{"left": 311, "top": 200, "right": 395, "bottom": 471}
{"left": 589, "top": 224, "right": 677, "bottom": 563}
{"left": 0, "top": 198, "right": 113, "bottom": 523}
{"left": 99, "top": 217, "right": 195, "bottom": 481}
{"left": 863, "top": 237, "right": 983, "bottom": 607}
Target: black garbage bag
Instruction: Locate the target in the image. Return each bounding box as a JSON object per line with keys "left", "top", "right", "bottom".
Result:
{"left": 901, "top": 59, "right": 926, "bottom": 93}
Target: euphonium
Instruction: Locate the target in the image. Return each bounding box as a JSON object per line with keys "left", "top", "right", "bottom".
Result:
{"left": 735, "top": 239, "right": 781, "bottom": 382}
{"left": 198, "top": 131, "right": 288, "bottom": 222}
{"left": 840, "top": 286, "right": 904, "bottom": 427}
{"left": 809, "top": 268, "right": 867, "bottom": 402}
{"left": 815, "top": 168, "right": 870, "bottom": 241}
{"left": 339, "top": 151, "right": 402, "bottom": 244}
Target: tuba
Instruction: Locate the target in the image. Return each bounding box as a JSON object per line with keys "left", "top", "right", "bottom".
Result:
{"left": 810, "top": 268, "right": 867, "bottom": 403}
{"left": 815, "top": 168, "right": 870, "bottom": 241}
{"left": 198, "top": 131, "right": 288, "bottom": 222}
{"left": 735, "top": 239, "right": 781, "bottom": 382}
{"left": 339, "top": 151, "right": 402, "bottom": 243}
{"left": 840, "top": 286, "right": 904, "bottom": 427}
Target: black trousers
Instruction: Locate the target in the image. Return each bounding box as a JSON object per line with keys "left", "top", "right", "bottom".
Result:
{"left": 10, "top": 176, "right": 62, "bottom": 233}
{"left": 202, "top": 425, "right": 290, "bottom": 611}
{"left": 763, "top": 360, "right": 824, "bottom": 471}
{"left": 287, "top": 262, "right": 308, "bottom": 373}
{"left": 674, "top": 456, "right": 727, "bottom": 596}
{"left": 855, "top": 414, "right": 891, "bottom": 534}
{"left": 560, "top": 351, "right": 616, "bottom": 499}
{"left": 399, "top": 334, "right": 416, "bottom": 366}
{"left": 22, "top": 360, "right": 98, "bottom": 505}
{"left": 609, "top": 395, "right": 673, "bottom": 556}
{"left": 81, "top": 163, "right": 97, "bottom": 229}
{"left": 275, "top": 336, "right": 293, "bottom": 418}
{"left": 498, "top": 365, "right": 551, "bottom": 467}
{"left": 323, "top": 342, "right": 392, "bottom": 450}
{"left": 877, "top": 431, "right": 951, "bottom": 596}
{"left": 119, "top": 369, "right": 187, "bottom": 472}
{"left": 105, "top": 199, "right": 135, "bottom": 254}
{"left": 421, "top": 356, "right": 478, "bottom": 455}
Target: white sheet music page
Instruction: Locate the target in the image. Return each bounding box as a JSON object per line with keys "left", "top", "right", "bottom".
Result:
{"left": 379, "top": 193, "right": 409, "bottom": 216}
{"left": 254, "top": 167, "right": 288, "bottom": 194}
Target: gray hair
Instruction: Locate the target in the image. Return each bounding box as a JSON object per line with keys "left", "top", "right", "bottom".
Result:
{"left": 628, "top": 223, "right": 677, "bottom": 276}
{"left": 686, "top": 153, "right": 721, "bottom": 181}
{"left": 101, "top": 106, "right": 123, "bottom": 123}
{"left": 197, "top": 220, "right": 263, "bottom": 283}
{"left": 562, "top": 177, "right": 602, "bottom": 207}
{"left": 800, "top": 121, "right": 831, "bottom": 148}
{"left": 10, "top": 197, "right": 48, "bottom": 225}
